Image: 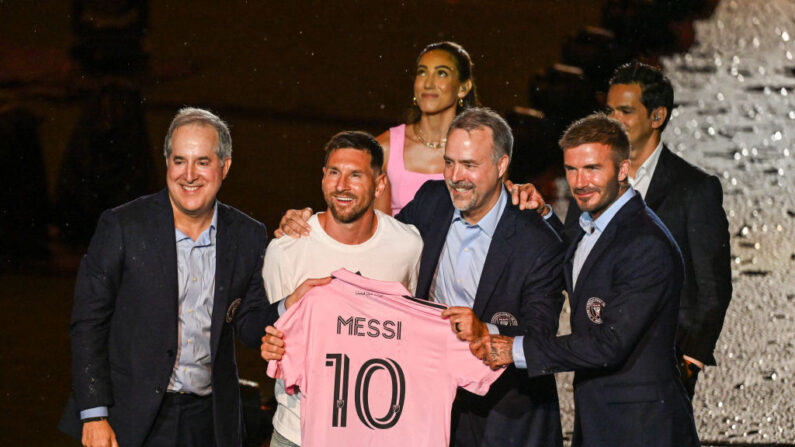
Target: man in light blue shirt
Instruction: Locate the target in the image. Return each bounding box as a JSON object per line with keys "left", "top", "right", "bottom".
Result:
{"left": 399, "top": 108, "right": 567, "bottom": 447}
{"left": 80, "top": 205, "right": 220, "bottom": 422}
{"left": 61, "top": 108, "right": 287, "bottom": 447}
{"left": 471, "top": 114, "right": 697, "bottom": 446}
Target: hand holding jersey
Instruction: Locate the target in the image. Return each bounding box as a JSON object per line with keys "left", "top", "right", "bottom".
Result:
{"left": 441, "top": 306, "right": 489, "bottom": 342}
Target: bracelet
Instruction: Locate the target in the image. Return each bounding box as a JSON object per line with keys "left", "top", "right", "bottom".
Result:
{"left": 82, "top": 416, "right": 107, "bottom": 423}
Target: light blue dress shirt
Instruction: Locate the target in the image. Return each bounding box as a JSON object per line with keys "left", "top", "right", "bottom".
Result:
{"left": 430, "top": 187, "right": 508, "bottom": 334}
{"left": 80, "top": 204, "right": 218, "bottom": 420}
{"left": 512, "top": 188, "right": 637, "bottom": 368}
{"left": 168, "top": 204, "right": 218, "bottom": 395}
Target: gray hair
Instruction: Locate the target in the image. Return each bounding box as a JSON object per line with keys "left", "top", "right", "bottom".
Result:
{"left": 448, "top": 107, "right": 513, "bottom": 163}
{"left": 163, "top": 107, "right": 232, "bottom": 161}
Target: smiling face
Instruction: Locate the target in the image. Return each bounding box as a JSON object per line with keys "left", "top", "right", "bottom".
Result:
{"left": 166, "top": 123, "right": 230, "bottom": 221}
{"left": 443, "top": 127, "right": 508, "bottom": 223}
{"left": 564, "top": 142, "right": 629, "bottom": 220}
{"left": 322, "top": 148, "right": 385, "bottom": 224}
{"left": 414, "top": 49, "right": 470, "bottom": 115}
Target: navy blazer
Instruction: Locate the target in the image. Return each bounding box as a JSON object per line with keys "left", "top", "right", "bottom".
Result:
{"left": 564, "top": 146, "right": 732, "bottom": 365}
{"left": 59, "top": 190, "right": 279, "bottom": 447}
{"left": 397, "top": 180, "right": 566, "bottom": 447}
{"left": 526, "top": 194, "right": 699, "bottom": 446}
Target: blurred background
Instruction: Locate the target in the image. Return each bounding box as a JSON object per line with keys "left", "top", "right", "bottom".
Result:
{"left": 10, "top": 1, "right": 789, "bottom": 446}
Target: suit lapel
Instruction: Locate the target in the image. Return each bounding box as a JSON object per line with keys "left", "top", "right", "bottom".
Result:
{"left": 210, "top": 202, "right": 238, "bottom": 362}
{"left": 472, "top": 203, "right": 517, "bottom": 318}
{"left": 573, "top": 225, "right": 617, "bottom": 293}
{"left": 574, "top": 195, "right": 643, "bottom": 291}
{"left": 643, "top": 145, "right": 675, "bottom": 211}
{"left": 564, "top": 228, "right": 584, "bottom": 293}
{"left": 150, "top": 190, "right": 180, "bottom": 335}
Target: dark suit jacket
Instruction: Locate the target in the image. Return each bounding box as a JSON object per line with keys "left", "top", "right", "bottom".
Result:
{"left": 59, "top": 190, "right": 279, "bottom": 447}
{"left": 525, "top": 194, "right": 698, "bottom": 446}
{"left": 397, "top": 180, "right": 566, "bottom": 447}
{"left": 564, "top": 146, "right": 732, "bottom": 365}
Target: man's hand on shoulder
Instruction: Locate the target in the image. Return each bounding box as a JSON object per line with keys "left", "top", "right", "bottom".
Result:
{"left": 274, "top": 207, "right": 313, "bottom": 238}
{"left": 82, "top": 419, "right": 118, "bottom": 447}
{"left": 505, "top": 180, "right": 550, "bottom": 216}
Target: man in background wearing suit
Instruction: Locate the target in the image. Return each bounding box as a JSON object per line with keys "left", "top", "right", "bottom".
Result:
{"left": 564, "top": 62, "right": 732, "bottom": 398}
{"left": 473, "top": 114, "right": 699, "bottom": 446}
{"left": 59, "top": 108, "right": 283, "bottom": 447}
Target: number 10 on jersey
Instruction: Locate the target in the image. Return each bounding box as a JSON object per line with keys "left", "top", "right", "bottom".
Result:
{"left": 325, "top": 353, "right": 406, "bottom": 429}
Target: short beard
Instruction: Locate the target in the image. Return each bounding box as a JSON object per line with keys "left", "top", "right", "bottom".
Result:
{"left": 446, "top": 179, "right": 477, "bottom": 211}
{"left": 326, "top": 194, "right": 371, "bottom": 224}
{"left": 574, "top": 178, "right": 620, "bottom": 216}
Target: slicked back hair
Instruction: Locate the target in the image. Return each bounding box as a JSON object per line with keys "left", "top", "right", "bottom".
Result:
{"left": 323, "top": 131, "right": 384, "bottom": 175}
{"left": 559, "top": 113, "right": 630, "bottom": 163}
{"left": 609, "top": 61, "right": 675, "bottom": 131}
{"left": 408, "top": 41, "right": 479, "bottom": 123}
{"left": 164, "top": 107, "right": 232, "bottom": 161}
{"left": 448, "top": 107, "right": 513, "bottom": 164}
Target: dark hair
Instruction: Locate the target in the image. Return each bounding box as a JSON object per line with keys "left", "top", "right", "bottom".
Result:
{"left": 609, "top": 61, "right": 675, "bottom": 131}
{"left": 559, "top": 113, "right": 630, "bottom": 162}
{"left": 449, "top": 107, "right": 513, "bottom": 163}
{"left": 408, "top": 41, "right": 479, "bottom": 123}
{"left": 323, "top": 131, "right": 384, "bottom": 174}
{"left": 164, "top": 107, "right": 232, "bottom": 160}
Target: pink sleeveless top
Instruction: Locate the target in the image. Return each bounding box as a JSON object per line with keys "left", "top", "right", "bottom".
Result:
{"left": 386, "top": 124, "right": 445, "bottom": 216}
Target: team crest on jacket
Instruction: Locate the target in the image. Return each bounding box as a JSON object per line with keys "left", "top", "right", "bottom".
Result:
{"left": 490, "top": 312, "right": 519, "bottom": 327}
{"left": 585, "top": 297, "right": 606, "bottom": 324}
{"left": 226, "top": 298, "right": 242, "bottom": 323}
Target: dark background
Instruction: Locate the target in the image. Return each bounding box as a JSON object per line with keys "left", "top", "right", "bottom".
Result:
{"left": 0, "top": 0, "right": 710, "bottom": 444}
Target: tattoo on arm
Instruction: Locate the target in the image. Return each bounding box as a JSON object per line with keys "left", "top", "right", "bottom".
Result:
{"left": 487, "top": 335, "right": 514, "bottom": 368}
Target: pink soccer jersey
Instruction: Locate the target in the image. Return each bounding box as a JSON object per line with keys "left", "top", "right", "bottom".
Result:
{"left": 267, "top": 268, "right": 504, "bottom": 446}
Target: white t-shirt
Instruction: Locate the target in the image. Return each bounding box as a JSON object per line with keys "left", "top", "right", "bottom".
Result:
{"left": 267, "top": 269, "right": 504, "bottom": 447}
{"left": 262, "top": 210, "right": 423, "bottom": 444}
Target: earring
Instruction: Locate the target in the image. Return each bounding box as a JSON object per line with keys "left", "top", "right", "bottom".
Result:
{"left": 458, "top": 97, "right": 464, "bottom": 107}
{"left": 413, "top": 96, "right": 418, "bottom": 106}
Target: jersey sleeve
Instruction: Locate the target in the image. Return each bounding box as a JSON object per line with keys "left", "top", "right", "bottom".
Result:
{"left": 266, "top": 293, "right": 313, "bottom": 395}
{"left": 446, "top": 331, "right": 505, "bottom": 396}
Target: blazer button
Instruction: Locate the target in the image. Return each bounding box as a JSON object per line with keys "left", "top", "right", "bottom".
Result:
{"left": 155, "top": 386, "right": 162, "bottom": 394}
{"left": 167, "top": 349, "right": 174, "bottom": 357}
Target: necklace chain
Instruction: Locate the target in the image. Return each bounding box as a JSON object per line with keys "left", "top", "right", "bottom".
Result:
{"left": 414, "top": 124, "right": 446, "bottom": 150}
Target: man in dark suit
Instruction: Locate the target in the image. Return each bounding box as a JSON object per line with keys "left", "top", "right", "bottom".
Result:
{"left": 564, "top": 62, "right": 732, "bottom": 398}
{"left": 59, "top": 108, "right": 282, "bottom": 447}
{"left": 397, "top": 108, "right": 566, "bottom": 447}
{"left": 473, "top": 114, "right": 699, "bottom": 446}
{"left": 265, "top": 108, "right": 566, "bottom": 447}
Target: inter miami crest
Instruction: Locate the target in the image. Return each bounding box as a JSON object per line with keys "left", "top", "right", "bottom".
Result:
{"left": 490, "top": 312, "right": 519, "bottom": 327}
{"left": 585, "top": 297, "right": 606, "bottom": 324}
